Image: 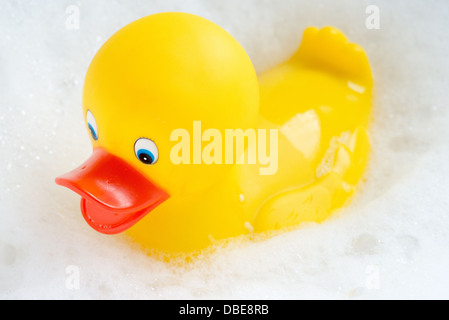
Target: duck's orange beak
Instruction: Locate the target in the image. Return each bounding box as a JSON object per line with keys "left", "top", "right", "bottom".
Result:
{"left": 55, "top": 148, "right": 169, "bottom": 234}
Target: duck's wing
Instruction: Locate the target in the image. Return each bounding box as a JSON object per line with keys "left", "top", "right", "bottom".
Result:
{"left": 253, "top": 128, "right": 370, "bottom": 233}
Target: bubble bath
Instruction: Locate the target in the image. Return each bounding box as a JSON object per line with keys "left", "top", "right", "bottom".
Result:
{"left": 0, "top": 0, "right": 448, "bottom": 299}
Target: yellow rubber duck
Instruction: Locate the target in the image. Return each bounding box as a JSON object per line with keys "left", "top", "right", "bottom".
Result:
{"left": 56, "top": 12, "right": 373, "bottom": 258}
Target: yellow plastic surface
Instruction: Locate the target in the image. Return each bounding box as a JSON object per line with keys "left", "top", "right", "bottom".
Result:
{"left": 82, "top": 13, "right": 373, "bottom": 257}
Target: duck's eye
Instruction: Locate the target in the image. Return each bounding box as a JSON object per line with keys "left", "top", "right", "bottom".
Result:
{"left": 86, "top": 110, "right": 98, "bottom": 141}
{"left": 134, "top": 138, "right": 158, "bottom": 165}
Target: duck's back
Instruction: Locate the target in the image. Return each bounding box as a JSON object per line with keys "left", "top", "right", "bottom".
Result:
{"left": 235, "top": 27, "right": 373, "bottom": 233}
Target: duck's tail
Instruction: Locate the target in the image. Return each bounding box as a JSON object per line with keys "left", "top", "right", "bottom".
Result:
{"left": 253, "top": 28, "right": 374, "bottom": 233}
{"left": 292, "top": 26, "right": 373, "bottom": 89}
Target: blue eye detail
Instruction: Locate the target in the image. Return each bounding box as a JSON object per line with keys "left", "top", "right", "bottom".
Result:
{"left": 137, "top": 149, "right": 155, "bottom": 164}
{"left": 88, "top": 124, "right": 98, "bottom": 140}
{"left": 86, "top": 110, "right": 98, "bottom": 141}
{"left": 134, "top": 138, "right": 158, "bottom": 165}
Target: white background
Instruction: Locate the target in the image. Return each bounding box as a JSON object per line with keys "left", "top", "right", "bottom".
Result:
{"left": 1, "top": 0, "right": 448, "bottom": 299}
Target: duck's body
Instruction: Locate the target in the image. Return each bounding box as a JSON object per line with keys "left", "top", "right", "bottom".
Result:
{"left": 56, "top": 13, "right": 373, "bottom": 258}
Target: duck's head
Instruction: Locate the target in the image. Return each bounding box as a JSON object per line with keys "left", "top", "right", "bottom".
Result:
{"left": 56, "top": 12, "right": 259, "bottom": 234}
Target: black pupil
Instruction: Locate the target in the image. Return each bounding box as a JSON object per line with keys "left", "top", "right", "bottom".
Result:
{"left": 139, "top": 152, "right": 153, "bottom": 164}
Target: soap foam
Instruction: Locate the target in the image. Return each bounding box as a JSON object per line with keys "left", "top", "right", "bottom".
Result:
{"left": 1, "top": 0, "right": 449, "bottom": 299}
